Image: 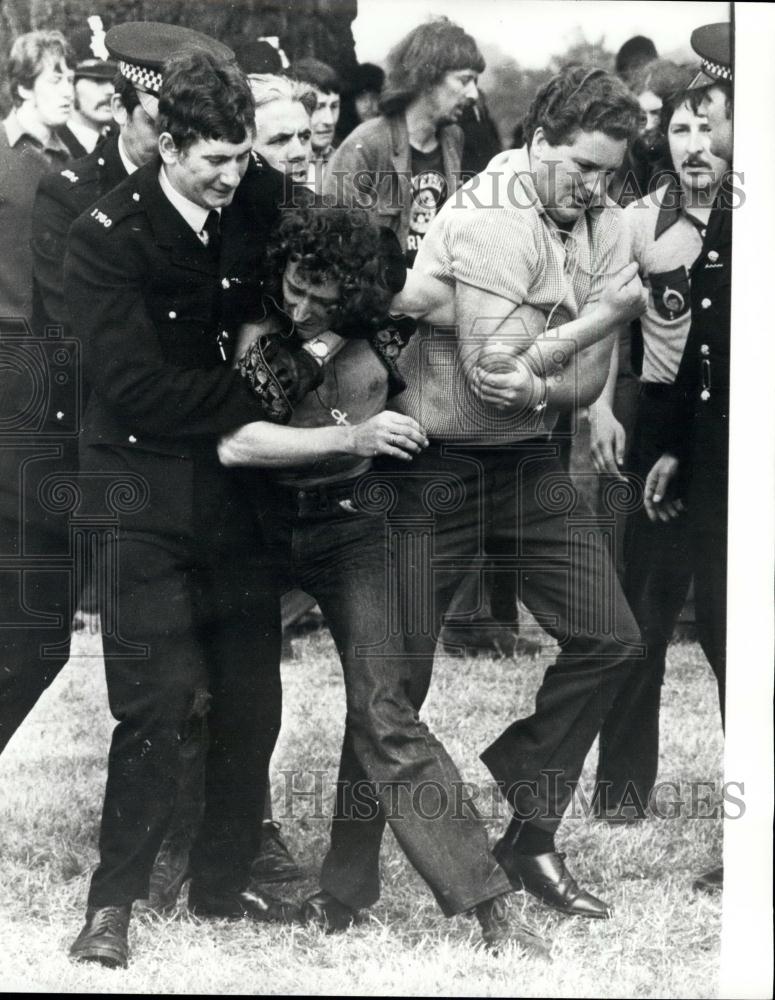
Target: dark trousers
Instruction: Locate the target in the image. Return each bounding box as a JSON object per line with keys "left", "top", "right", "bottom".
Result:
{"left": 596, "top": 387, "right": 694, "bottom": 810}
{"left": 686, "top": 405, "right": 728, "bottom": 718}
{"left": 85, "top": 454, "right": 281, "bottom": 907}
{"left": 340, "top": 441, "right": 641, "bottom": 844}
{"left": 690, "top": 524, "right": 727, "bottom": 718}
{"left": 0, "top": 441, "right": 78, "bottom": 754}
{"left": 260, "top": 481, "right": 510, "bottom": 916}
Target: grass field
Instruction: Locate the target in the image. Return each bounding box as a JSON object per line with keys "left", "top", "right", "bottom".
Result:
{"left": 0, "top": 624, "right": 723, "bottom": 996}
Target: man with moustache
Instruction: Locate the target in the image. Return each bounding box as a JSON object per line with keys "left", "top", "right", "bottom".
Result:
{"left": 31, "top": 33, "right": 169, "bottom": 348}
{"left": 641, "top": 21, "right": 734, "bottom": 894}
{"left": 589, "top": 77, "right": 731, "bottom": 821}
{"left": 63, "top": 42, "right": 294, "bottom": 967}
{"left": 58, "top": 19, "right": 116, "bottom": 159}
{"left": 324, "top": 16, "right": 482, "bottom": 265}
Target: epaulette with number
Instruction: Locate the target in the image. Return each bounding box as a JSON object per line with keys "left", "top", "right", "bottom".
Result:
{"left": 83, "top": 178, "right": 144, "bottom": 230}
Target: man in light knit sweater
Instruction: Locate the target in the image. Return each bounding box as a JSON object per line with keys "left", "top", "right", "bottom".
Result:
{"left": 386, "top": 66, "right": 648, "bottom": 918}
{"left": 590, "top": 83, "right": 730, "bottom": 821}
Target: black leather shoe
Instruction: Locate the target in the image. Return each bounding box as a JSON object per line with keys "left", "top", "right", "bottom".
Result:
{"left": 493, "top": 844, "right": 613, "bottom": 919}
{"left": 69, "top": 905, "right": 131, "bottom": 968}
{"left": 300, "top": 890, "right": 358, "bottom": 932}
{"left": 250, "top": 821, "right": 304, "bottom": 884}
{"left": 188, "top": 883, "right": 299, "bottom": 923}
{"left": 692, "top": 865, "right": 723, "bottom": 893}
{"left": 473, "top": 894, "right": 550, "bottom": 958}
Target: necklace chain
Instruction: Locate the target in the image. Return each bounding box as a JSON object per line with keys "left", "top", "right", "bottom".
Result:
{"left": 314, "top": 356, "right": 340, "bottom": 416}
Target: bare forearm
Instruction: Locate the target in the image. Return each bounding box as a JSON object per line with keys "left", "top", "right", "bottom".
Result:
{"left": 522, "top": 309, "right": 617, "bottom": 378}
{"left": 218, "top": 421, "right": 351, "bottom": 467}
{"left": 544, "top": 335, "right": 616, "bottom": 413}
{"left": 596, "top": 329, "right": 621, "bottom": 410}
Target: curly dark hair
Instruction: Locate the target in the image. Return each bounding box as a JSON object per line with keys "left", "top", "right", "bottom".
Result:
{"left": 263, "top": 207, "right": 405, "bottom": 339}
{"left": 522, "top": 65, "right": 640, "bottom": 147}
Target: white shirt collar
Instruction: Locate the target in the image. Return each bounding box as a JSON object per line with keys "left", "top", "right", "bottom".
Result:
{"left": 158, "top": 164, "right": 219, "bottom": 235}
{"left": 66, "top": 119, "right": 100, "bottom": 154}
{"left": 117, "top": 134, "right": 139, "bottom": 175}
{"left": 3, "top": 111, "right": 25, "bottom": 147}
{"left": 3, "top": 110, "right": 69, "bottom": 155}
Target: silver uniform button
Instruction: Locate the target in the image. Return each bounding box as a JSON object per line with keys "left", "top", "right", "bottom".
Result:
{"left": 221, "top": 278, "right": 231, "bottom": 289}
{"left": 97, "top": 157, "right": 105, "bottom": 166}
{"left": 128, "top": 434, "right": 137, "bottom": 443}
{"left": 707, "top": 250, "right": 719, "bottom": 262}
{"left": 701, "top": 298, "right": 711, "bottom": 309}
{"left": 700, "top": 389, "right": 711, "bottom": 402}
{"left": 132, "top": 192, "right": 140, "bottom": 202}
{"left": 701, "top": 228, "right": 707, "bottom": 238}
{"left": 168, "top": 310, "right": 177, "bottom": 319}
{"left": 56, "top": 410, "right": 64, "bottom": 420}
{"left": 700, "top": 344, "right": 710, "bottom": 356}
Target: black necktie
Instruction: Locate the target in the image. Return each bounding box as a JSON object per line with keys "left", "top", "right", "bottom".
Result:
{"left": 203, "top": 209, "right": 221, "bottom": 260}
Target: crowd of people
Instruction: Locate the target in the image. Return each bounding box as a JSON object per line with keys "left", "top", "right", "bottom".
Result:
{"left": 0, "top": 10, "right": 733, "bottom": 970}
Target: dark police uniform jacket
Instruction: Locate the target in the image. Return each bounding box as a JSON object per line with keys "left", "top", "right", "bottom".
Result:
{"left": 32, "top": 132, "right": 128, "bottom": 339}
{"left": 64, "top": 155, "right": 285, "bottom": 538}
{"left": 56, "top": 124, "right": 92, "bottom": 162}
{"left": 23, "top": 135, "right": 129, "bottom": 448}
{"left": 656, "top": 175, "right": 732, "bottom": 538}
{"left": 0, "top": 139, "right": 129, "bottom": 531}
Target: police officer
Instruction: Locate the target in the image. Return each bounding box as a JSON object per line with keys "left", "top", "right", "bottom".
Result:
{"left": 0, "top": 23, "right": 245, "bottom": 759}
{"left": 643, "top": 20, "right": 734, "bottom": 894}
{"left": 58, "top": 17, "right": 117, "bottom": 159}
{"left": 63, "top": 34, "right": 292, "bottom": 968}
{"left": 26, "top": 22, "right": 273, "bottom": 915}
{"left": 32, "top": 27, "right": 174, "bottom": 343}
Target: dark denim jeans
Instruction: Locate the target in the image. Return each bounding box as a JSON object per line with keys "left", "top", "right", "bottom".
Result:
{"left": 260, "top": 482, "right": 510, "bottom": 916}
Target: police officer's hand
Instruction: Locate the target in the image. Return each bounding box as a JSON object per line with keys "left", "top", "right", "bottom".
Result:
{"left": 589, "top": 400, "right": 626, "bottom": 477}
{"left": 599, "top": 262, "right": 648, "bottom": 327}
{"left": 644, "top": 453, "right": 685, "bottom": 522}
{"left": 347, "top": 412, "right": 429, "bottom": 461}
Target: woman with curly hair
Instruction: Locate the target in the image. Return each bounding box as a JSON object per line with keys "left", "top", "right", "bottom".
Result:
{"left": 218, "top": 206, "right": 545, "bottom": 955}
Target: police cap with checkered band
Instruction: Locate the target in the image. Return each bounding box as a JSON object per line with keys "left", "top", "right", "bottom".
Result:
{"left": 688, "top": 22, "right": 733, "bottom": 90}
{"left": 105, "top": 22, "right": 234, "bottom": 120}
